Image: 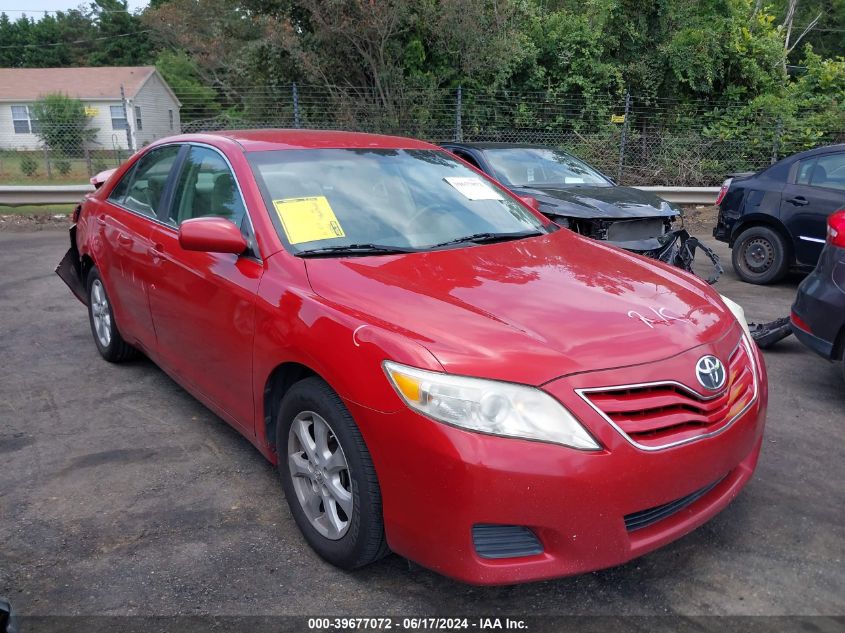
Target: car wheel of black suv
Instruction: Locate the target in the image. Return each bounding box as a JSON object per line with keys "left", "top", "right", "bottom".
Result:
{"left": 732, "top": 225, "right": 790, "bottom": 285}
{"left": 86, "top": 267, "right": 139, "bottom": 362}
{"left": 276, "top": 377, "right": 389, "bottom": 569}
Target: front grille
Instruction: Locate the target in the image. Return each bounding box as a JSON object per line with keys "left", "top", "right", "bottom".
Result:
{"left": 580, "top": 339, "right": 756, "bottom": 450}
{"left": 624, "top": 476, "right": 725, "bottom": 532}
{"left": 472, "top": 524, "right": 543, "bottom": 559}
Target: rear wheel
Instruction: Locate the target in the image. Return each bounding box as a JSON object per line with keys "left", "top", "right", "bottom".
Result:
{"left": 276, "top": 377, "right": 388, "bottom": 569}
{"left": 732, "top": 225, "right": 790, "bottom": 285}
{"left": 86, "top": 267, "right": 139, "bottom": 362}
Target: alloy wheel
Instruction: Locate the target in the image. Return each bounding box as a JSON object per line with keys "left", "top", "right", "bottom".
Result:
{"left": 287, "top": 411, "right": 353, "bottom": 540}
{"left": 90, "top": 279, "right": 112, "bottom": 348}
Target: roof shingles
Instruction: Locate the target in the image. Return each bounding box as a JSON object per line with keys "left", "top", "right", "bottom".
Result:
{"left": 0, "top": 66, "right": 156, "bottom": 102}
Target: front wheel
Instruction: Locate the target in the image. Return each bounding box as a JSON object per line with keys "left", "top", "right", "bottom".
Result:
{"left": 731, "top": 226, "right": 790, "bottom": 285}
{"left": 86, "top": 267, "right": 139, "bottom": 362}
{"left": 276, "top": 377, "right": 388, "bottom": 569}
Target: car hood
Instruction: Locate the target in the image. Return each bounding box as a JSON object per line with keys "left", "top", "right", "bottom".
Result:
{"left": 304, "top": 230, "right": 734, "bottom": 386}
{"left": 512, "top": 184, "right": 678, "bottom": 220}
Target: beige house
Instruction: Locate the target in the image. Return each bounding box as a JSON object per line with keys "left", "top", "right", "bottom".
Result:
{"left": 0, "top": 66, "right": 181, "bottom": 152}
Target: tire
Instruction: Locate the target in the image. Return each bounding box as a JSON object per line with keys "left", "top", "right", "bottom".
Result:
{"left": 276, "top": 377, "right": 388, "bottom": 569}
{"left": 731, "top": 225, "right": 790, "bottom": 285}
{"left": 86, "top": 267, "right": 139, "bottom": 363}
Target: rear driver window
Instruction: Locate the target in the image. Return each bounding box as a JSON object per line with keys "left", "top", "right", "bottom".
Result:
{"left": 111, "top": 145, "right": 181, "bottom": 217}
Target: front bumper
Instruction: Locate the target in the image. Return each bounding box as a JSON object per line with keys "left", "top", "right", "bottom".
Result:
{"left": 349, "top": 336, "right": 767, "bottom": 585}
{"left": 613, "top": 229, "right": 723, "bottom": 284}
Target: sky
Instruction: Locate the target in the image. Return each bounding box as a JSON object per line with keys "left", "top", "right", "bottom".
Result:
{"left": 0, "top": 0, "right": 149, "bottom": 16}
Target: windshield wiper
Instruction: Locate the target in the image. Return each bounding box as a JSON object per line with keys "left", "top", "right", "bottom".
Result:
{"left": 429, "top": 230, "right": 544, "bottom": 249}
{"left": 296, "top": 243, "right": 420, "bottom": 258}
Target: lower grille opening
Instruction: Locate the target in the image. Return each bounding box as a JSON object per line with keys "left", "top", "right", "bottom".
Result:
{"left": 472, "top": 524, "right": 543, "bottom": 559}
{"left": 624, "top": 475, "right": 726, "bottom": 532}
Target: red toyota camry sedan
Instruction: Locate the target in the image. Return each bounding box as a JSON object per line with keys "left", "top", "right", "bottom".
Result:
{"left": 57, "top": 130, "right": 767, "bottom": 585}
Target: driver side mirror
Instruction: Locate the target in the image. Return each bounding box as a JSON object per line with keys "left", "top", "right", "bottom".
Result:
{"left": 178, "top": 216, "right": 247, "bottom": 254}
{"left": 517, "top": 195, "right": 540, "bottom": 211}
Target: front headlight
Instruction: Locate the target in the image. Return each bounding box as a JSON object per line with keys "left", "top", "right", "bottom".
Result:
{"left": 719, "top": 294, "right": 753, "bottom": 341}
{"left": 383, "top": 361, "right": 600, "bottom": 450}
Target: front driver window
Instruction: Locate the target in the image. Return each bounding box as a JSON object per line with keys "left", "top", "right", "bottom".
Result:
{"left": 169, "top": 146, "right": 247, "bottom": 226}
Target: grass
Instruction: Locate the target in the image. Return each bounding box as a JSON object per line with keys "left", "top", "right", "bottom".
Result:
{"left": 0, "top": 151, "right": 122, "bottom": 186}
{"left": 0, "top": 204, "right": 75, "bottom": 216}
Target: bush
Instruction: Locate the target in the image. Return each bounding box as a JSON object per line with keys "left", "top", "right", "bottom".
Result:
{"left": 20, "top": 155, "right": 38, "bottom": 177}
{"left": 55, "top": 159, "right": 72, "bottom": 176}
{"left": 30, "top": 94, "right": 97, "bottom": 157}
{"left": 92, "top": 158, "right": 109, "bottom": 173}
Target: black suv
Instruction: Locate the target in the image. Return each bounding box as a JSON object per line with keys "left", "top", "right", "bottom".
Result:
{"left": 714, "top": 143, "right": 845, "bottom": 284}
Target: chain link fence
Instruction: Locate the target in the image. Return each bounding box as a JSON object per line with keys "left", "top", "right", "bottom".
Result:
{"left": 2, "top": 84, "right": 843, "bottom": 187}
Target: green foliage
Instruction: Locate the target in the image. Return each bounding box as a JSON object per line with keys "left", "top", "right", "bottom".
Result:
{"left": 30, "top": 94, "right": 98, "bottom": 157}
{"left": 54, "top": 159, "right": 72, "bottom": 176}
{"left": 20, "top": 155, "right": 38, "bottom": 178}
{"left": 0, "top": 1, "right": 152, "bottom": 68}
{"left": 155, "top": 50, "right": 221, "bottom": 120}
{"left": 3, "top": 0, "right": 842, "bottom": 184}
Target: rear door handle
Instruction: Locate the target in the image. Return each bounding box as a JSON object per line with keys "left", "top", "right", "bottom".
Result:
{"left": 96, "top": 214, "right": 106, "bottom": 226}
{"left": 786, "top": 196, "right": 809, "bottom": 206}
{"left": 117, "top": 233, "right": 133, "bottom": 246}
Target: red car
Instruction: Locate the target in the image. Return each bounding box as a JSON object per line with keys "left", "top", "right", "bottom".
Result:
{"left": 57, "top": 130, "right": 767, "bottom": 585}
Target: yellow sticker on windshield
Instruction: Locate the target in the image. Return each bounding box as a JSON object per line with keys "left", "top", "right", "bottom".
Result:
{"left": 272, "top": 196, "right": 346, "bottom": 245}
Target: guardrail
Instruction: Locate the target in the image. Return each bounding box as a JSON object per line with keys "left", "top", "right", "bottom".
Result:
{"left": 0, "top": 185, "right": 94, "bottom": 207}
{"left": 636, "top": 186, "right": 721, "bottom": 205}
{"left": 0, "top": 184, "right": 721, "bottom": 208}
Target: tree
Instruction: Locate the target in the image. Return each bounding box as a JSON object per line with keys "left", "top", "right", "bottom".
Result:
{"left": 30, "top": 94, "right": 98, "bottom": 157}
{"left": 155, "top": 50, "right": 221, "bottom": 120}
{"left": 0, "top": 2, "right": 152, "bottom": 69}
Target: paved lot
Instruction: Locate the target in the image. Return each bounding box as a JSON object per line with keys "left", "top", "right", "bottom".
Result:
{"left": 0, "top": 227, "right": 843, "bottom": 618}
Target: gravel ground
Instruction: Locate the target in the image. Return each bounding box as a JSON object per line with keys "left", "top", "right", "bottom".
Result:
{"left": 0, "top": 224, "right": 842, "bottom": 624}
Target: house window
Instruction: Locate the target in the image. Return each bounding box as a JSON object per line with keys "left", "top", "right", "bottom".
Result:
{"left": 135, "top": 105, "right": 142, "bottom": 131}
{"left": 168, "top": 109, "right": 174, "bottom": 130}
{"left": 11, "top": 105, "right": 39, "bottom": 134}
{"left": 110, "top": 105, "right": 127, "bottom": 130}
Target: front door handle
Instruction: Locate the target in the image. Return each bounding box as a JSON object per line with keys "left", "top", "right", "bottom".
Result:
{"left": 148, "top": 243, "right": 164, "bottom": 260}
{"left": 786, "top": 196, "right": 809, "bottom": 206}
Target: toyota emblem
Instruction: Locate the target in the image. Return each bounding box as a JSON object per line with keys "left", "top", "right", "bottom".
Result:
{"left": 695, "top": 355, "right": 726, "bottom": 391}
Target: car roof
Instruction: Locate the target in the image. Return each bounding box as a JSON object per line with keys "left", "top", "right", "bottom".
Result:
{"left": 776, "top": 143, "right": 845, "bottom": 163}
{"left": 168, "top": 129, "right": 441, "bottom": 152}
{"left": 440, "top": 142, "right": 551, "bottom": 150}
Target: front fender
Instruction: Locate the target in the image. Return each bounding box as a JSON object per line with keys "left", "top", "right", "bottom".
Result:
{"left": 252, "top": 257, "right": 445, "bottom": 448}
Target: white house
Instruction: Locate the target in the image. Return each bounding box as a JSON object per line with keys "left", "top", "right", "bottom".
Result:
{"left": 0, "top": 66, "right": 181, "bottom": 152}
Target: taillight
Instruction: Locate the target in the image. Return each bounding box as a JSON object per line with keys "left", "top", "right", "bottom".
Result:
{"left": 791, "top": 310, "right": 812, "bottom": 334}
{"left": 827, "top": 209, "right": 845, "bottom": 248}
{"left": 715, "top": 178, "right": 732, "bottom": 206}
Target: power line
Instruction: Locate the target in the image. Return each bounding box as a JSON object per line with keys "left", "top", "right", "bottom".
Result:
{"left": 0, "top": 29, "right": 152, "bottom": 49}
{"left": 0, "top": 8, "right": 137, "bottom": 13}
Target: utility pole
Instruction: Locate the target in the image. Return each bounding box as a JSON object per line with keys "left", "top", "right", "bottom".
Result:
{"left": 120, "top": 84, "right": 134, "bottom": 153}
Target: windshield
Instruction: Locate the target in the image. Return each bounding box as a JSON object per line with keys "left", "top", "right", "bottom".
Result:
{"left": 248, "top": 149, "right": 549, "bottom": 255}
{"left": 483, "top": 148, "right": 611, "bottom": 188}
